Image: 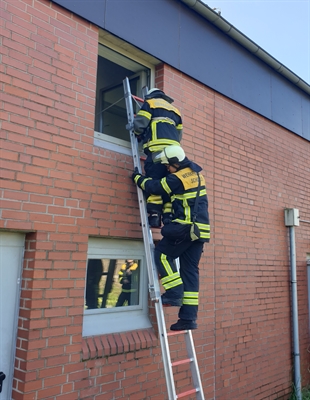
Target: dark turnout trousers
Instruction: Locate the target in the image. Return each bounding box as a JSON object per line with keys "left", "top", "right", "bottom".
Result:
{"left": 155, "top": 236, "right": 204, "bottom": 321}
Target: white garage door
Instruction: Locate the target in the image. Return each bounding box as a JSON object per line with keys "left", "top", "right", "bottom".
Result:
{"left": 0, "top": 232, "right": 25, "bottom": 400}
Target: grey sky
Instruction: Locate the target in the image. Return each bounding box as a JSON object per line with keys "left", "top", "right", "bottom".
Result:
{"left": 203, "top": 0, "right": 310, "bottom": 84}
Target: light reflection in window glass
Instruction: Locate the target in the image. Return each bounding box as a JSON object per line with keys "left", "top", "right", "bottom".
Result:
{"left": 85, "top": 259, "right": 140, "bottom": 309}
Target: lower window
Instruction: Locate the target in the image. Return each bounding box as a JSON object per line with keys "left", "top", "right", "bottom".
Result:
{"left": 83, "top": 238, "right": 151, "bottom": 336}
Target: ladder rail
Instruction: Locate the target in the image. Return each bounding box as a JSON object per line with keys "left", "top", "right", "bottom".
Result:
{"left": 123, "top": 77, "right": 205, "bottom": 400}
{"left": 174, "top": 260, "right": 205, "bottom": 399}
{"left": 123, "top": 78, "right": 157, "bottom": 298}
{"left": 123, "top": 77, "right": 177, "bottom": 400}
{"left": 184, "top": 331, "right": 205, "bottom": 400}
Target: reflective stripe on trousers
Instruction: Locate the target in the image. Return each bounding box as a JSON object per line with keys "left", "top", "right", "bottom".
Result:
{"left": 154, "top": 238, "right": 204, "bottom": 320}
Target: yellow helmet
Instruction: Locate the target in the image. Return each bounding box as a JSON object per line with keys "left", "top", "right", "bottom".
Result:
{"left": 152, "top": 145, "right": 186, "bottom": 165}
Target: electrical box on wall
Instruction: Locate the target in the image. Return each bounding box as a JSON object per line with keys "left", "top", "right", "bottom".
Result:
{"left": 284, "top": 208, "right": 300, "bottom": 226}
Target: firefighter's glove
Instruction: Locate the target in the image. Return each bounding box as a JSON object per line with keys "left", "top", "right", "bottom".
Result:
{"left": 132, "top": 168, "right": 152, "bottom": 189}
{"left": 162, "top": 213, "right": 173, "bottom": 225}
{"left": 126, "top": 123, "right": 134, "bottom": 131}
{"left": 132, "top": 168, "right": 143, "bottom": 185}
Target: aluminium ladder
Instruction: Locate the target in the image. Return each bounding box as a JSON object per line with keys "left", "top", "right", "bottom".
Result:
{"left": 123, "top": 77, "right": 205, "bottom": 400}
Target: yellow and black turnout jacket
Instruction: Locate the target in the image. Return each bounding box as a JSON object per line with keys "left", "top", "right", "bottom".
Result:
{"left": 118, "top": 262, "right": 139, "bottom": 292}
{"left": 134, "top": 159, "right": 210, "bottom": 242}
{"left": 133, "top": 97, "right": 183, "bottom": 154}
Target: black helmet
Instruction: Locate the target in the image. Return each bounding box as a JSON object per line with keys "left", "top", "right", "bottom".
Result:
{"left": 144, "top": 88, "right": 174, "bottom": 103}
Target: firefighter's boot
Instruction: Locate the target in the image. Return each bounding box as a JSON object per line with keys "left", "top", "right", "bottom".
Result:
{"left": 170, "top": 319, "right": 197, "bottom": 331}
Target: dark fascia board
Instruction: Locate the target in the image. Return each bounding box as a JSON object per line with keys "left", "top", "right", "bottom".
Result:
{"left": 49, "top": 0, "right": 309, "bottom": 139}
{"left": 180, "top": 0, "right": 310, "bottom": 96}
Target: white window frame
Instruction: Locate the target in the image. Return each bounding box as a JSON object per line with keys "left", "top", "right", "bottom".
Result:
{"left": 94, "top": 37, "right": 156, "bottom": 156}
{"left": 82, "top": 238, "right": 151, "bottom": 337}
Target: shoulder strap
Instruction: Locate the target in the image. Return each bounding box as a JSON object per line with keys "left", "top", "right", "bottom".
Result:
{"left": 192, "top": 173, "right": 201, "bottom": 223}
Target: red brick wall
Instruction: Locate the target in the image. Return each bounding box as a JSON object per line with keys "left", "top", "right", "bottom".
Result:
{"left": 162, "top": 64, "right": 310, "bottom": 397}
{"left": 1, "top": 0, "right": 309, "bottom": 399}
{"left": 215, "top": 95, "right": 310, "bottom": 399}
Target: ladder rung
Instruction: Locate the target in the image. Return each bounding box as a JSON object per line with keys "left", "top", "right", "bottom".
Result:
{"left": 171, "top": 357, "right": 193, "bottom": 367}
{"left": 132, "top": 94, "right": 144, "bottom": 102}
{"left": 167, "top": 330, "right": 188, "bottom": 337}
{"left": 176, "top": 388, "right": 198, "bottom": 398}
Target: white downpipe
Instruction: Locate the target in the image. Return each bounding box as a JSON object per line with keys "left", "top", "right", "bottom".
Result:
{"left": 288, "top": 226, "right": 302, "bottom": 400}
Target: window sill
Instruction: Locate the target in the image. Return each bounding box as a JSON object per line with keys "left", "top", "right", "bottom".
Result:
{"left": 94, "top": 131, "right": 132, "bottom": 156}
{"left": 82, "top": 328, "right": 158, "bottom": 360}
{"left": 93, "top": 131, "right": 146, "bottom": 158}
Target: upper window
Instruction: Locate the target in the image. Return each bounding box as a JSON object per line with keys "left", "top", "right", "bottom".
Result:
{"left": 83, "top": 238, "right": 151, "bottom": 337}
{"left": 94, "top": 44, "right": 151, "bottom": 152}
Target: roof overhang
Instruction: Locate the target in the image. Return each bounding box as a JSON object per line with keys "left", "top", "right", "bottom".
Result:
{"left": 179, "top": 0, "right": 310, "bottom": 96}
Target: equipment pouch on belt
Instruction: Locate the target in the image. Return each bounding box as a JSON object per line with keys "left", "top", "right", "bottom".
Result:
{"left": 161, "top": 222, "right": 190, "bottom": 244}
{"left": 190, "top": 223, "right": 201, "bottom": 241}
{"left": 162, "top": 222, "right": 201, "bottom": 242}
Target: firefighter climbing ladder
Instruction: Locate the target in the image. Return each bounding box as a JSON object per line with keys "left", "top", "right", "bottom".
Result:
{"left": 123, "top": 77, "right": 205, "bottom": 400}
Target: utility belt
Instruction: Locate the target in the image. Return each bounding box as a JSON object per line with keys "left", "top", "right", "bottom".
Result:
{"left": 161, "top": 221, "right": 202, "bottom": 244}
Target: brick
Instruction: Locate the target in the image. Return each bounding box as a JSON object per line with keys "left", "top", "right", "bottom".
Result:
{"left": 84, "top": 337, "right": 95, "bottom": 359}
{"left": 16, "top": 172, "right": 41, "bottom": 184}
{"left": 3, "top": 37, "right": 29, "bottom": 54}
{"left": 113, "top": 334, "right": 124, "bottom": 355}
{"left": 99, "top": 335, "right": 110, "bottom": 357}
{"left": 37, "top": 385, "right": 61, "bottom": 399}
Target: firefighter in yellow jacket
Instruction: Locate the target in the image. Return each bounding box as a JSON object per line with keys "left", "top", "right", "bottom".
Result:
{"left": 132, "top": 145, "right": 210, "bottom": 331}
{"left": 133, "top": 88, "right": 183, "bottom": 228}
{"left": 116, "top": 260, "right": 139, "bottom": 307}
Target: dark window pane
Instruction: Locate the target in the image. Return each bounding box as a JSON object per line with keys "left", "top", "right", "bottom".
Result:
{"left": 94, "top": 45, "right": 150, "bottom": 142}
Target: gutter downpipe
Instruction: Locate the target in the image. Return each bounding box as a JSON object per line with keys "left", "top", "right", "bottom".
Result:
{"left": 179, "top": 0, "right": 310, "bottom": 96}
{"left": 284, "top": 209, "right": 302, "bottom": 400}
{"left": 289, "top": 226, "right": 302, "bottom": 400}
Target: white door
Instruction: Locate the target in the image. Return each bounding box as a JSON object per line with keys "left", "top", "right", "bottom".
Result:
{"left": 0, "top": 232, "right": 25, "bottom": 400}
